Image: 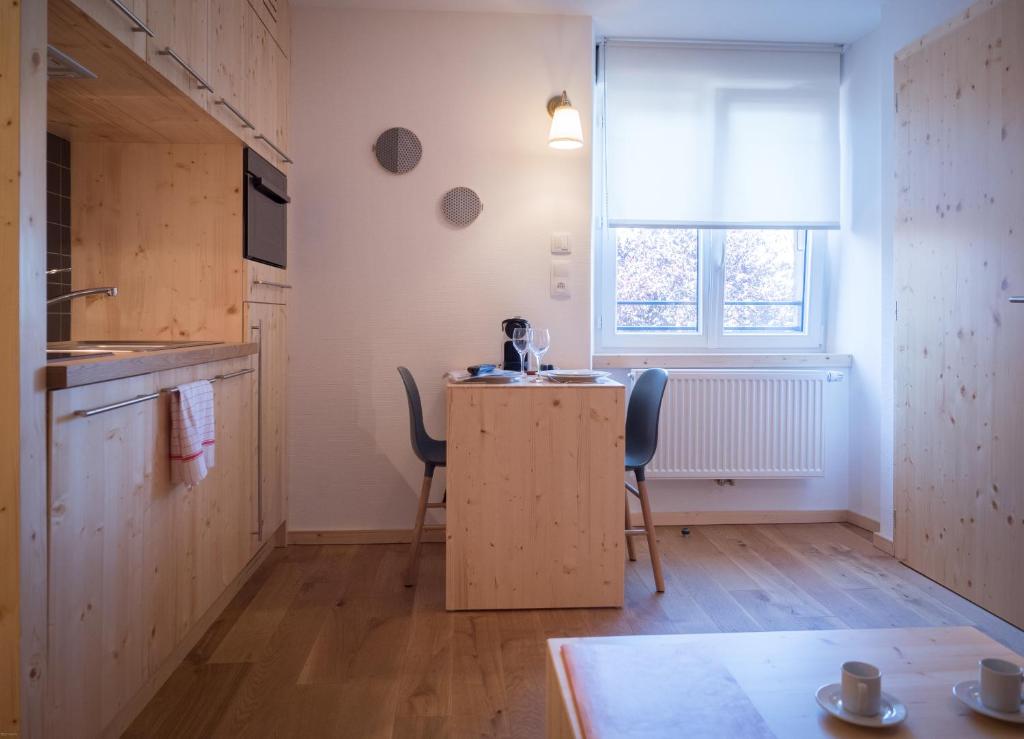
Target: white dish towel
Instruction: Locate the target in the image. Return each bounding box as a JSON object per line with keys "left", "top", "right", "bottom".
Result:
{"left": 170, "top": 380, "right": 216, "bottom": 486}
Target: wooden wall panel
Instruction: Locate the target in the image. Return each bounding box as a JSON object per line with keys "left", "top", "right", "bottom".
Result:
{"left": 70, "top": 143, "right": 246, "bottom": 341}
{"left": 894, "top": 0, "right": 1024, "bottom": 627}
{"left": 1, "top": 0, "right": 49, "bottom": 733}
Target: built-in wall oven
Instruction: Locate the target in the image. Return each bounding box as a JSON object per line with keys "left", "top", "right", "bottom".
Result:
{"left": 243, "top": 148, "right": 289, "bottom": 268}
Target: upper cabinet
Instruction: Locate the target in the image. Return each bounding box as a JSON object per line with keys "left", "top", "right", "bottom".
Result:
{"left": 243, "top": 5, "right": 291, "bottom": 168}
{"left": 52, "top": 0, "right": 290, "bottom": 167}
{"left": 69, "top": 0, "right": 150, "bottom": 57}
{"left": 209, "top": 0, "right": 251, "bottom": 135}
{"left": 248, "top": 0, "right": 290, "bottom": 58}
{"left": 147, "top": 0, "right": 212, "bottom": 109}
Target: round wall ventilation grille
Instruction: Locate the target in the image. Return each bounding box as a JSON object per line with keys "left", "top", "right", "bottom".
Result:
{"left": 441, "top": 187, "right": 483, "bottom": 227}
{"left": 373, "top": 127, "right": 422, "bottom": 174}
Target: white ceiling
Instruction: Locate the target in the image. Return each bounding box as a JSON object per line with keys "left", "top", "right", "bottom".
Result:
{"left": 292, "top": 0, "right": 884, "bottom": 44}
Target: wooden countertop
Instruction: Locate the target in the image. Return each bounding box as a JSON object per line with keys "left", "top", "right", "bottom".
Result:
{"left": 547, "top": 626, "right": 1024, "bottom": 738}
{"left": 47, "top": 342, "right": 258, "bottom": 389}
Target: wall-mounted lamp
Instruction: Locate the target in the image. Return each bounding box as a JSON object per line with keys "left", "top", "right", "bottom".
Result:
{"left": 546, "top": 90, "right": 583, "bottom": 150}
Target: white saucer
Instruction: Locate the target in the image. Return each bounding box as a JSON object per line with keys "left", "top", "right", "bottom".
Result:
{"left": 953, "top": 680, "right": 1024, "bottom": 723}
{"left": 815, "top": 683, "right": 908, "bottom": 728}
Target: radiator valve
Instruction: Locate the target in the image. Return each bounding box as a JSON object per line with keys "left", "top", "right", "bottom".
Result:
{"left": 714, "top": 479, "right": 736, "bottom": 487}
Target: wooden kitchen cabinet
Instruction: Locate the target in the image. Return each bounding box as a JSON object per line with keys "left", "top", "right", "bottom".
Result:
{"left": 245, "top": 301, "right": 288, "bottom": 542}
{"left": 70, "top": 0, "right": 149, "bottom": 57}
{"left": 146, "top": 0, "right": 212, "bottom": 109}
{"left": 243, "top": 5, "right": 290, "bottom": 167}
{"left": 208, "top": 0, "right": 252, "bottom": 136}
{"left": 47, "top": 355, "right": 256, "bottom": 737}
{"left": 248, "top": 0, "right": 290, "bottom": 57}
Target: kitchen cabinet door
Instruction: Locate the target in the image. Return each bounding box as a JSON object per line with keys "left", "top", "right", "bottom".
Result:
{"left": 247, "top": 0, "right": 290, "bottom": 57}
{"left": 245, "top": 301, "right": 288, "bottom": 542}
{"left": 146, "top": 0, "right": 211, "bottom": 109}
{"left": 70, "top": 0, "right": 149, "bottom": 57}
{"left": 48, "top": 373, "right": 162, "bottom": 738}
{"left": 208, "top": 0, "right": 252, "bottom": 137}
{"left": 155, "top": 357, "right": 258, "bottom": 630}
{"left": 243, "top": 6, "right": 292, "bottom": 167}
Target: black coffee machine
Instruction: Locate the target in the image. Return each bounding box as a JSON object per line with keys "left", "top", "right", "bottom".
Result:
{"left": 501, "top": 317, "right": 529, "bottom": 371}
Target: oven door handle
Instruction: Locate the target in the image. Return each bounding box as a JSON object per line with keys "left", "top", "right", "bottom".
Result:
{"left": 250, "top": 175, "right": 291, "bottom": 204}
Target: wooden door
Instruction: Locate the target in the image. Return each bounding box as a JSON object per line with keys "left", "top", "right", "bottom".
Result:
{"left": 894, "top": 0, "right": 1024, "bottom": 627}
{"left": 146, "top": 0, "right": 211, "bottom": 108}
{"left": 70, "top": 0, "right": 149, "bottom": 57}
{"left": 245, "top": 301, "right": 288, "bottom": 542}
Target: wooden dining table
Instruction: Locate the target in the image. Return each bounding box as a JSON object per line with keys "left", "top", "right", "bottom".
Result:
{"left": 546, "top": 626, "right": 1024, "bottom": 738}
{"left": 445, "top": 376, "right": 625, "bottom": 611}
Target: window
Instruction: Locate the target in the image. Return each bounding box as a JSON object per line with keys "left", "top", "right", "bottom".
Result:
{"left": 596, "top": 39, "right": 839, "bottom": 353}
{"left": 600, "top": 227, "right": 824, "bottom": 350}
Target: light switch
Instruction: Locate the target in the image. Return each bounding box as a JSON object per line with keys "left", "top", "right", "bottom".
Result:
{"left": 550, "top": 259, "right": 570, "bottom": 298}
{"left": 550, "top": 232, "right": 571, "bottom": 255}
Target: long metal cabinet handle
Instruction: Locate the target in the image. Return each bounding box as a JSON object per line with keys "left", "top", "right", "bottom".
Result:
{"left": 251, "top": 322, "right": 264, "bottom": 540}
{"left": 158, "top": 47, "right": 214, "bottom": 91}
{"left": 108, "top": 0, "right": 154, "bottom": 36}
{"left": 215, "top": 98, "right": 255, "bottom": 129}
{"left": 214, "top": 367, "right": 256, "bottom": 381}
{"left": 253, "top": 280, "right": 292, "bottom": 289}
{"left": 1010, "top": 297, "right": 1024, "bottom": 303}
{"left": 74, "top": 392, "right": 160, "bottom": 417}
{"left": 254, "top": 135, "right": 293, "bottom": 164}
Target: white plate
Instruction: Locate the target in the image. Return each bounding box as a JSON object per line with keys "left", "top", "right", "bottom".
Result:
{"left": 953, "top": 680, "right": 1024, "bottom": 723}
{"left": 459, "top": 373, "right": 523, "bottom": 384}
{"left": 815, "top": 683, "right": 908, "bottom": 728}
{"left": 540, "top": 369, "right": 610, "bottom": 383}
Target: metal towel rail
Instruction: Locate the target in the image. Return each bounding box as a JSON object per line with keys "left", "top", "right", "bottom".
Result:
{"left": 74, "top": 367, "right": 255, "bottom": 417}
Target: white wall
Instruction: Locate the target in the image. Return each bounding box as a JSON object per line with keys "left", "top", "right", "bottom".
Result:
{"left": 287, "top": 8, "right": 594, "bottom": 532}
{"left": 835, "top": 0, "right": 975, "bottom": 538}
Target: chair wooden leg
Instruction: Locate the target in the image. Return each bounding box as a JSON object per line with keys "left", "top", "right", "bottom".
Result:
{"left": 404, "top": 468, "right": 434, "bottom": 587}
{"left": 636, "top": 476, "right": 665, "bottom": 592}
{"left": 624, "top": 492, "right": 636, "bottom": 561}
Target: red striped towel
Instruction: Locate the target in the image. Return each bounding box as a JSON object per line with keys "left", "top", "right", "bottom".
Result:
{"left": 169, "top": 380, "right": 216, "bottom": 486}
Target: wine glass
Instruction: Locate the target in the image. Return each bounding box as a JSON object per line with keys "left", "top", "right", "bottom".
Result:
{"left": 527, "top": 328, "right": 550, "bottom": 381}
{"left": 511, "top": 327, "right": 529, "bottom": 377}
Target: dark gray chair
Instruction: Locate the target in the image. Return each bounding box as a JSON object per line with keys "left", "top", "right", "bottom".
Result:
{"left": 624, "top": 368, "right": 669, "bottom": 592}
{"left": 398, "top": 367, "right": 447, "bottom": 586}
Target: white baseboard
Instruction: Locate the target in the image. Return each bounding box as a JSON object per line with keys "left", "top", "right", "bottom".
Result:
{"left": 845, "top": 510, "right": 881, "bottom": 532}
{"left": 292, "top": 510, "right": 880, "bottom": 546}
{"left": 628, "top": 509, "right": 849, "bottom": 527}
{"left": 288, "top": 527, "right": 446, "bottom": 545}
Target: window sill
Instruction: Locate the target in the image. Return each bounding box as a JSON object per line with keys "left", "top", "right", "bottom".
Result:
{"left": 592, "top": 353, "right": 853, "bottom": 369}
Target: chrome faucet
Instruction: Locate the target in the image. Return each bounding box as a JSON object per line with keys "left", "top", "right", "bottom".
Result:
{"left": 47, "top": 286, "right": 118, "bottom": 306}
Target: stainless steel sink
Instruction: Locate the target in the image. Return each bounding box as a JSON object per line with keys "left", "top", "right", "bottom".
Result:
{"left": 46, "top": 349, "right": 116, "bottom": 361}
{"left": 46, "top": 340, "right": 221, "bottom": 362}
{"left": 49, "top": 340, "right": 221, "bottom": 352}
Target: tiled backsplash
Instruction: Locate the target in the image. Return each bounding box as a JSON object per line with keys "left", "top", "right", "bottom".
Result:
{"left": 47, "top": 133, "right": 71, "bottom": 342}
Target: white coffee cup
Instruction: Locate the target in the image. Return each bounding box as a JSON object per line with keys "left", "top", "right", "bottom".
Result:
{"left": 841, "top": 661, "right": 882, "bottom": 717}
{"left": 980, "top": 658, "right": 1024, "bottom": 713}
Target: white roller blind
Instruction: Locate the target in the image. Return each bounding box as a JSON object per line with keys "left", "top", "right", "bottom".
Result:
{"left": 603, "top": 41, "right": 840, "bottom": 228}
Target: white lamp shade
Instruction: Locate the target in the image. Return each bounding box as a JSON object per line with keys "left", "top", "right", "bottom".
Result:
{"left": 548, "top": 104, "right": 583, "bottom": 149}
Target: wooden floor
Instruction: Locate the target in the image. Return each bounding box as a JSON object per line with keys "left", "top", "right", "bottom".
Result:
{"left": 126, "top": 523, "right": 1024, "bottom": 738}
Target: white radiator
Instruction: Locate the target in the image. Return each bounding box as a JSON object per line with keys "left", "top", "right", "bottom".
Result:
{"left": 631, "top": 370, "right": 828, "bottom": 479}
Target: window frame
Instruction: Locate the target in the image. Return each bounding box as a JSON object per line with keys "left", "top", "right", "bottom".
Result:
{"left": 595, "top": 225, "right": 827, "bottom": 353}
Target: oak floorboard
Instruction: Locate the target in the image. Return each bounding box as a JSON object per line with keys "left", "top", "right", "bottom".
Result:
{"left": 128, "top": 524, "right": 1024, "bottom": 738}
